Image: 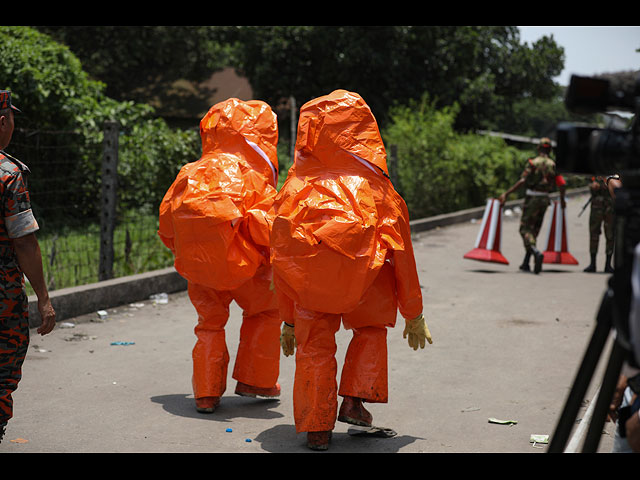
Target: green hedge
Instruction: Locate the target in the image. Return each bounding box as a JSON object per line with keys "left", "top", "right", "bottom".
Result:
{"left": 383, "top": 94, "right": 531, "bottom": 219}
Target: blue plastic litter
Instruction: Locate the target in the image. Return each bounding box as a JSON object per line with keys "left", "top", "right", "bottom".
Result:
{"left": 245, "top": 438, "right": 252, "bottom": 442}
{"left": 110, "top": 341, "right": 135, "bottom": 346}
{"left": 225, "top": 428, "right": 233, "bottom": 432}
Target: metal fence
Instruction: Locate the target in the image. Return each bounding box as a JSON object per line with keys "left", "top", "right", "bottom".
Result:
{"left": 8, "top": 122, "right": 174, "bottom": 294}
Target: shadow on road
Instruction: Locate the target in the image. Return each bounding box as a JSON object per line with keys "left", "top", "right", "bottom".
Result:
{"left": 150, "top": 394, "right": 423, "bottom": 453}
{"left": 466, "top": 268, "right": 577, "bottom": 274}
{"left": 253, "top": 424, "right": 424, "bottom": 453}
{"left": 150, "top": 393, "right": 284, "bottom": 422}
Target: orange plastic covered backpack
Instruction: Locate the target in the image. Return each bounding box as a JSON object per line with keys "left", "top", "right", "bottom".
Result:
{"left": 158, "top": 98, "right": 279, "bottom": 291}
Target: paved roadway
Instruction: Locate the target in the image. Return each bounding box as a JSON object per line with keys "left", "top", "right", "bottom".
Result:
{"left": 0, "top": 192, "right": 621, "bottom": 453}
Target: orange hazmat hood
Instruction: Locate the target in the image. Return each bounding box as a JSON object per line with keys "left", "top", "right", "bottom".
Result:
{"left": 158, "top": 98, "right": 279, "bottom": 290}
{"left": 200, "top": 97, "right": 279, "bottom": 186}
{"left": 295, "top": 89, "right": 389, "bottom": 177}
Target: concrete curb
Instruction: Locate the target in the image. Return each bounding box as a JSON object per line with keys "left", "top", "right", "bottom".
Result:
{"left": 28, "top": 187, "right": 589, "bottom": 327}
{"left": 28, "top": 267, "right": 187, "bottom": 328}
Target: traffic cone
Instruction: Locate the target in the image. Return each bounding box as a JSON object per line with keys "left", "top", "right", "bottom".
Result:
{"left": 464, "top": 198, "right": 509, "bottom": 264}
{"left": 542, "top": 200, "right": 578, "bottom": 265}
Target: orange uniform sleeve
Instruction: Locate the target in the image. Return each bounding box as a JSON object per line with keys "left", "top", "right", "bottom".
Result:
{"left": 390, "top": 207, "right": 423, "bottom": 320}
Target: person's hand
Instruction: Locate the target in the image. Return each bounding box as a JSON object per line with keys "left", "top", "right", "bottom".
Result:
{"left": 37, "top": 297, "right": 55, "bottom": 335}
{"left": 280, "top": 323, "right": 296, "bottom": 357}
{"left": 498, "top": 193, "right": 506, "bottom": 204}
{"left": 403, "top": 314, "right": 432, "bottom": 350}
{"left": 608, "top": 374, "right": 628, "bottom": 422}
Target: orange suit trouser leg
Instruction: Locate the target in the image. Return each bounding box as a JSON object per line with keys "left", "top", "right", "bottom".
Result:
{"left": 229, "top": 265, "right": 281, "bottom": 389}
{"left": 338, "top": 326, "right": 388, "bottom": 403}
{"left": 188, "top": 282, "right": 233, "bottom": 399}
{"left": 291, "top": 263, "right": 398, "bottom": 432}
{"left": 292, "top": 307, "right": 341, "bottom": 433}
{"left": 340, "top": 261, "right": 398, "bottom": 404}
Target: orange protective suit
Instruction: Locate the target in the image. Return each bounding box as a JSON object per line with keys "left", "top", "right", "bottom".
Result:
{"left": 271, "top": 90, "right": 424, "bottom": 433}
{"left": 158, "top": 98, "right": 281, "bottom": 401}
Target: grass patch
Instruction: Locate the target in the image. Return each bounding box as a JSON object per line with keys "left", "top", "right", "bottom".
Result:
{"left": 26, "top": 211, "right": 174, "bottom": 295}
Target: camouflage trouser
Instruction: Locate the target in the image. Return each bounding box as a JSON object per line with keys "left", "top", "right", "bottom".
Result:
{"left": 0, "top": 287, "right": 29, "bottom": 427}
{"left": 589, "top": 204, "right": 615, "bottom": 255}
{"left": 519, "top": 194, "right": 550, "bottom": 251}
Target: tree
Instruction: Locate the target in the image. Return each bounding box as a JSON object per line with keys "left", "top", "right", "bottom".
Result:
{"left": 0, "top": 26, "right": 200, "bottom": 218}
{"left": 33, "top": 26, "right": 567, "bottom": 138}
{"left": 35, "top": 26, "right": 239, "bottom": 106}
{"left": 231, "top": 26, "right": 565, "bottom": 132}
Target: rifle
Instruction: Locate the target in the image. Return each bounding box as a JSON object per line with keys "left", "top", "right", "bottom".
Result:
{"left": 578, "top": 197, "right": 592, "bottom": 217}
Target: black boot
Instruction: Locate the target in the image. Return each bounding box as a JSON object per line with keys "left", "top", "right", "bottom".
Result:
{"left": 605, "top": 254, "right": 614, "bottom": 273}
{"left": 519, "top": 252, "right": 531, "bottom": 272}
{"left": 531, "top": 246, "right": 544, "bottom": 274}
{"left": 583, "top": 253, "right": 597, "bottom": 273}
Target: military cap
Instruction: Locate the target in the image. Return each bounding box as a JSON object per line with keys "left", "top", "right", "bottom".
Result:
{"left": 0, "top": 90, "right": 21, "bottom": 113}
{"left": 539, "top": 137, "right": 552, "bottom": 148}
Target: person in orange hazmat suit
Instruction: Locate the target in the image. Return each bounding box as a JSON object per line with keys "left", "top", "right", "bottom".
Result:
{"left": 158, "top": 98, "right": 282, "bottom": 414}
{"left": 271, "top": 90, "right": 432, "bottom": 450}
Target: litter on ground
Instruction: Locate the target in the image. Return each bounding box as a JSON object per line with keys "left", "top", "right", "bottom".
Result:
{"left": 488, "top": 417, "right": 518, "bottom": 426}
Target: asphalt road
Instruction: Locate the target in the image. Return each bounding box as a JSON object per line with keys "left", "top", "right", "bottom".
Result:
{"left": 0, "top": 193, "right": 621, "bottom": 453}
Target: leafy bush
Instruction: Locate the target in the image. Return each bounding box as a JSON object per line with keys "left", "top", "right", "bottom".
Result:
{"left": 0, "top": 26, "right": 151, "bottom": 132}
{"left": 0, "top": 26, "right": 200, "bottom": 218}
{"left": 383, "top": 94, "right": 524, "bottom": 219}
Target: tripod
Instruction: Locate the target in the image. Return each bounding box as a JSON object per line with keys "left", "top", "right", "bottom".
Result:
{"left": 548, "top": 177, "right": 640, "bottom": 453}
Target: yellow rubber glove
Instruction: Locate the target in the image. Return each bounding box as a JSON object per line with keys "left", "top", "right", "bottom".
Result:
{"left": 280, "top": 323, "right": 296, "bottom": 357}
{"left": 403, "top": 314, "right": 432, "bottom": 350}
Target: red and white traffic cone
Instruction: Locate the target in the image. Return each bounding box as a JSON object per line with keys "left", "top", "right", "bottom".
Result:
{"left": 543, "top": 200, "right": 578, "bottom": 265}
{"left": 464, "top": 198, "right": 509, "bottom": 265}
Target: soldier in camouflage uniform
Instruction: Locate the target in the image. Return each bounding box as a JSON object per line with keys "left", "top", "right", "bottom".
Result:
{"left": 0, "top": 91, "right": 55, "bottom": 444}
{"left": 583, "top": 176, "right": 616, "bottom": 273}
{"left": 499, "top": 137, "right": 566, "bottom": 274}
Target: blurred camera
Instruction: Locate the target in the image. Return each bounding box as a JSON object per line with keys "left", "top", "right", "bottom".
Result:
{"left": 555, "top": 74, "right": 640, "bottom": 175}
